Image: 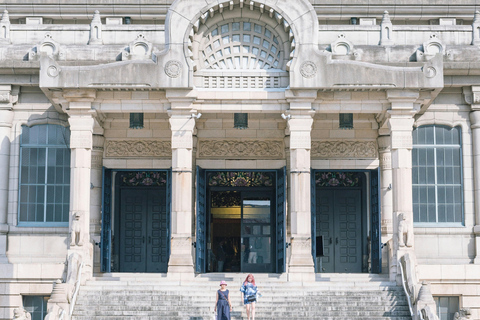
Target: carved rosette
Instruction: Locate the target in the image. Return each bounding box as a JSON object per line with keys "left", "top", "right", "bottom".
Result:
{"left": 198, "top": 139, "right": 284, "bottom": 159}
{"left": 300, "top": 61, "right": 317, "bottom": 78}
{"left": 164, "top": 60, "right": 182, "bottom": 78}
{"left": 105, "top": 140, "right": 171, "bottom": 157}
{"left": 311, "top": 140, "right": 377, "bottom": 159}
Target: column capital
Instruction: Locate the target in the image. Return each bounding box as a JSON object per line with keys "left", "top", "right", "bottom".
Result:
{"left": 285, "top": 89, "right": 317, "bottom": 110}
{"left": 0, "top": 85, "right": 19, "bottom": 110}
{"left": 286, "top": 114, "right": 314, "bottom": 150}
{"left": 386, "top": 89, "right": 420, "bottom": 109}
{"left": 463, "top": 86, "right": 480, "bottom": 110}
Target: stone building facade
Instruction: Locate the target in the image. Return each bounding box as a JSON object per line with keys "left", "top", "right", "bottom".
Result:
{"left": 0, "top": 0, "right": 479, "bottom": 319}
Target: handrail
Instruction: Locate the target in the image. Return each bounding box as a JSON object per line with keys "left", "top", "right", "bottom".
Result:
{"left": 398, "top": 259, "right": 414, "bottom": 317}
{"left": 69, "top": 261, "right": 84, "bottom": 316}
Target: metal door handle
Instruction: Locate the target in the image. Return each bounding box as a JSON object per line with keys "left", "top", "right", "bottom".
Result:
{"left": 336, "top": 238, "right": 338, "bottom": 244}
{"left": 329, "top": 237, "right": 332, "bottom": 244}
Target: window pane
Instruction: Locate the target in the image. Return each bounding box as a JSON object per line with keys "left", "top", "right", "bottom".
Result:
{"left": 19, "top": 124, "right": 71, "bottom": 224}
{"left": 23, "top": 296, "right": 48, "bottom": 320}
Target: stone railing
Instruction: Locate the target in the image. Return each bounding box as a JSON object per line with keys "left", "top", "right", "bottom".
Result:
{"left": 43, "top": 252, "right": 84, "bottom": 320}
{"left": 398, "top": 252, "right": 439, "bottom": 320}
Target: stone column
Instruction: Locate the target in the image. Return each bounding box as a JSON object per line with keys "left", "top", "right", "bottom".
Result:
{"left": 168, "top": 110, "right": 197, "bottom": 277}
{"left": 469, "top": 107, "right": 480, "bottom": 264}
{"left": 65, "top": 92, "right": 96, "bottom": 282}
{"left": 286, "top": 111, "right": 315, "bottom": 281}
{"left": 90, "top": 131, "right": 104, "bottom": 273}
{"left": 386, "top": 90, "right": 418, "bottom": 283}
{"left": 0, "top": 85, "right": 16, "bottom": 263}
{"left": 378, "top": 134, "right": 395, "bottom": 279}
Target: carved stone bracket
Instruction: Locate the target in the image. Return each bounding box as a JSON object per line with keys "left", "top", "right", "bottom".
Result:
{"left": 311, "top": 140, "right": 377, "bottom": 159}
{"left": 105, "top": 140, "right": 172, "bottom": 157}
{"left": 198, "top": 139, "right": 284, "bottom": 159}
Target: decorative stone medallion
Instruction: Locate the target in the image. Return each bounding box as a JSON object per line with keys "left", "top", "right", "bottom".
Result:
{"left": 300, "top": 61, "right": 317, "bottom": 78}
{"left": 47, "top": 65, "right": 59, "bottom": 77}
{"left": 423, "top": 66, "right": 436, "bottom": 78}
{"left": 164, "top": 60, "right": 182, "bottom": 78}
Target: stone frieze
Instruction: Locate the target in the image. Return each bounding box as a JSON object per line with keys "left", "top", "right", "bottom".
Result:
{"left": 312, "top": 140, "right": 377, "bottom": 159}
{"left": 105, "top": 140, "right": 171, "bottom": 157}
{"left": 198, "top": 139, "right": 284, "bottom": 159}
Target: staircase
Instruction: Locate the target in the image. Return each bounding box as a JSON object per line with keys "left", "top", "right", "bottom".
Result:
{"left": 72, "top": 273, "right": 412, "bottom": 320}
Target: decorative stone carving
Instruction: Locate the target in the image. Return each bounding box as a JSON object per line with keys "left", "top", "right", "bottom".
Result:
{"left": 164, "top": 60, "right": 182, "bottom": 78}
{"left": 0, "top": 10, "right": 11, "bottom": 44}
{"left": 44, "top": 304, "right": 63, "bottom": 320}
{"left": 88, "top": 10, "right": 103, "bottom": 45}
{"left": 29, "top": 34, "right": 63, "bottom": 61}
{"left": 70, "top": 212, "right": 84, "bottom": 247}
{"left": 397, "top": 212, "right": 413, "bottom": 247}
{"left": 105, "top": 140, "right": 171, "bottom": 157}
{"left": 300, "top": 61, "right": 317, "bottom": 78}
{"left": 12, "top": 308, "right": 31, "bottom": 320}
{"left": 198, "top": 139, "right": 284, "bottom": 158}
{"left": 330, "top": 34, "right": 355, "bottom": 57}
{"left": 66, "top": 252, "right": 82, "bottom": 303}
{"left": 417, "top": 34, "right": 444, "bottom": 61}
{"left": 311, "top": 140, "right": 377, "bottom": 158}
{"left": 122, "top": 34, "right": 154, "bottom": 61}
{"left": 380, "top": 11, "right": 394, "bottom": 46}
{"left": 454, "top": 308, "right": 472, "bottom": 320}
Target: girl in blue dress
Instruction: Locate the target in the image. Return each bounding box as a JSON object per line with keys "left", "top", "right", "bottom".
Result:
{"left": 240, "top": 274, "right": 260, "bottom": 320}
{"left": 215, "top": 281, "right": 232, "bottom": 320}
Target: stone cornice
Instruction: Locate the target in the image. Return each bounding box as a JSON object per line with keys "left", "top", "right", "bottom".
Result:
{"left": 197, "top": 139, "right": 284, "bottom": 159}
{"left": 311, "top": 140, "right": 378, "bottom": 159}
{"left": 105, "top": 139, "right": 172, "bottom": 157}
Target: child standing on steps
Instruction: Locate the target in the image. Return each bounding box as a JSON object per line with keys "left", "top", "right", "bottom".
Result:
{"left": 215, "top": 280, "right": 232, "bottom": 320}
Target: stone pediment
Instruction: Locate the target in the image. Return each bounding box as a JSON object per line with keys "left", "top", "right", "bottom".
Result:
{"left": 38, "top": 0, "right": 444, "bottom": 92}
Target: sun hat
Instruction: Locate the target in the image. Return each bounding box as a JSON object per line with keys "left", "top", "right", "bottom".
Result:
{"left": 219, "top": 281, "right": 227, "bottom": 286}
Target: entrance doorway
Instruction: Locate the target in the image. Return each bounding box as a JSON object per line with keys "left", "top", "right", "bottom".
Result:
{"left": 316, "top": 189, "right": 362, "bottom": 273}
{"left": 209, "top": 191, "right": 274, "bottom": 273}
{"left": 312, "top": 171, "right": 378, "bottom": 273}
{"left": 100, "top": 170, "right": 171, "bottom": 273}
{"left": 196, "top": 169, "right": 286, "bottom": 273}
{"left": 118, "top": 188, "right": 168, "bottom": 272}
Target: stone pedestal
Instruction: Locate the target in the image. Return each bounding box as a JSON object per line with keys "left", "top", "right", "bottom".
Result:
{"left": 167, "top": 112, "right": 196, "bottom": 277}
{"left": 286, "top": 113, "right": 315, "bottom": 281}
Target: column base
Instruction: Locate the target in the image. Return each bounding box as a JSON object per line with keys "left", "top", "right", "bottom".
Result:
{"left": 287, "top": 236, "right": 315, "bottom": 282}
{"left": 167, "top": 236, "right": 195, "bottom": 276}
{"left": 474, "top": 225, "right": 480, "bottom": 264}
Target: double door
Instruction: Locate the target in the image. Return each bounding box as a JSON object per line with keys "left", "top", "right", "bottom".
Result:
{"left": 119, "top": 188, "right": 168, "bottom": 272}
{"left": 316, "top": 189, "right": 362, "bottom": 273}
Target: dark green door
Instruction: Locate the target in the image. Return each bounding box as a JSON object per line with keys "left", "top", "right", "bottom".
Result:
{"left": 317, "top": 189, "right": 362, "bottom": 273}
{"left": 119, "top": 188, "right": 168, "bottom": 272}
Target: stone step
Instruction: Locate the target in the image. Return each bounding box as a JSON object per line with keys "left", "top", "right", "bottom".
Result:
{"left": 72, "top": 274, "right": 411, "bottom": 320}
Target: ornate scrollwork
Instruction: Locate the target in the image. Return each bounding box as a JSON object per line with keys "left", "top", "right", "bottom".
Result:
{"left": 311, "top": 140, "right": 377, "bottom": 158}
{"left": 198, "top": 139, "right": 283, "bottom": 158}
{"left": 315, "top": 172, "right": 362, "bottom": 187}
{"left": 105, "top": 140, "right": 171, "bottom": 157}
{"left": 118, "top": 171, "right": 167, "bottom": 187}
{"left": 208, "top": 171, "right": 274, "bottom": 187}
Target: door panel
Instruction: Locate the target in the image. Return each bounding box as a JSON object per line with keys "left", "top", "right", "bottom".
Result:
{"left": 119, "top": 188, "right": 168, "bottom": 273}
{"left": 120, "top": 189, "right": 147, "bottom": 272}
{"left": 317, "top": 190, "right": 334, "bottom": 273}
{"left": 316, "top": 189, "right": 362, "bottom": 273}
{"left": 146, "top": 189, "right": 168, "bottom": 272}
{"left": 335, "top": 190, "right": 362, "bottom": 273}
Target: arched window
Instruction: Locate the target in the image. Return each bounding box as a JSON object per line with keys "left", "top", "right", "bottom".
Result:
{"left": 199, "top": 21, "right": 284, "bottom": 70}
{"left": 18, "top": 124, "right": 70, "bottom": 225}
{"left": 412, "top": 125, "right": 463, "bottom": 225}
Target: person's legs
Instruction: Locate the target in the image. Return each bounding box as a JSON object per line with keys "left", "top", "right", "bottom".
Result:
{"left": 251, "top": 302, "right": 256, "bottom": 320}
{"left": 245, "top": 303, "right": 251, "bottom": 320}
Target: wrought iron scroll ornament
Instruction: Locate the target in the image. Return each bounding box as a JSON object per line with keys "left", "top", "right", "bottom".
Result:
{"left": 315, "top": 172, "right": 362, "bottom": 187}
{"left": 118, "top": 171, "right": 167, "bottom": 187}
{"left": 208, "top": 171, "right": 274, "bottom": 187}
